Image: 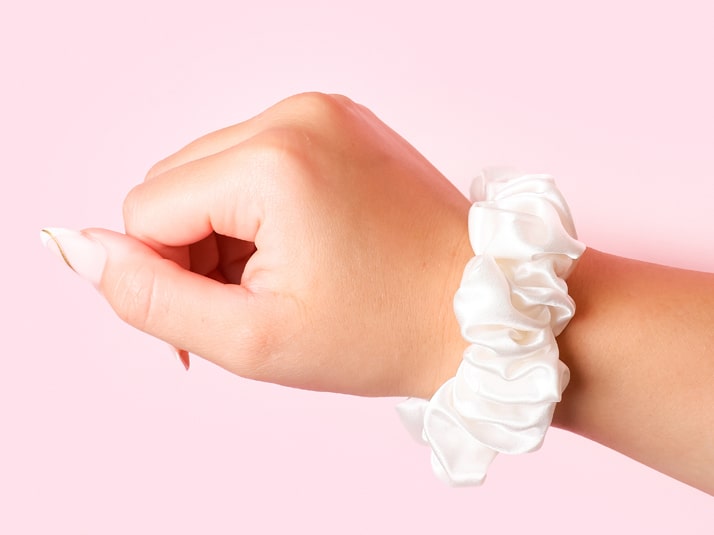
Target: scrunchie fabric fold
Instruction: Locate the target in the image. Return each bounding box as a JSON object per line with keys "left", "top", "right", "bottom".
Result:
{"left": 397, "top": 167, "right": 586, "bottom": 486}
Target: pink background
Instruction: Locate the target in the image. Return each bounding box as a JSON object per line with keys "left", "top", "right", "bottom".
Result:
{"left": 2, "top": 0, "right": 713, "bottom": 532}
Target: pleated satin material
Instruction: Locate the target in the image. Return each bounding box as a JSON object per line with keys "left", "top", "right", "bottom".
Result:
{"left": 397, "top": 168, "right": 586, "bottom": 486}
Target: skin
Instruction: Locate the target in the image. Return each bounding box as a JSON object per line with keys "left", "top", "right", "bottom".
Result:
{"left": 82, "top": 93, "right": 714, "bottom": 495}
{"left": 555, "top": 250, "right": 714, "bottom": 495}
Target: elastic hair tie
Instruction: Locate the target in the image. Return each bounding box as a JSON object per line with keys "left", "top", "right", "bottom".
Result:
{"left": 397, "top": 167, "right": 586, "bottom": 486}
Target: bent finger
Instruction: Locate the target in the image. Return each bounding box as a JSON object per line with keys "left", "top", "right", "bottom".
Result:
{"left": 124, "top": 137, "right": 277, "bottom": 250}
{"left": 84, "top": 228, "right": 276, "bottom": 375}
{"left": 145, "top": 121, "right": 262, "bottom": 182}
{"left": 144, "top": 92, "right": 360, "bottom": 181}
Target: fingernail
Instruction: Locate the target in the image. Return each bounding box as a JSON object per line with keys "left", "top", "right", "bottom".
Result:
{"left": 40, "top": 227, "right": 107, "bottom": 288}
{"left": 169, "top": 345, "right": 191, "bottom": 371}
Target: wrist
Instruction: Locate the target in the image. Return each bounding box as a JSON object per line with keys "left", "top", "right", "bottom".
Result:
{"left": 550, "top": 247, "right": 598, "bottom": 433}
{"left": 399, "top": 169, "right": 586, "bottom": 486}
{"left": 421, "top": 219, "right": 473, "bottom": 399}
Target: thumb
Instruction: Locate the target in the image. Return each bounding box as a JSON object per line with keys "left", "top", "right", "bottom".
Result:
{"left": 41, "top": 227, "right": 272, "bottom": 374}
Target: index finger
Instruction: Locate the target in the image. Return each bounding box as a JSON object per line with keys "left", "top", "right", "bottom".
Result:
{"left": 123, "top": 138, "right": 273, "bottom": 249}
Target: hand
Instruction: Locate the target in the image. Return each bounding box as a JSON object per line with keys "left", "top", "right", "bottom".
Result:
{"left": 43, "top": 92, "right": 714, "bottom": 493}
{"left": 70, "top": 93, "right": 473, "bottom": 398}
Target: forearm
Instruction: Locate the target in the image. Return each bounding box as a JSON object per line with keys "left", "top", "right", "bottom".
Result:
{"left": 553, "top": 248, "right": 714, "bottom": 495}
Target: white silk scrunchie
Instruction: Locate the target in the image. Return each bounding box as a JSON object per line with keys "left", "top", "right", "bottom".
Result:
{"left": 397, "top": 167, "right": 586, "bottom": 486}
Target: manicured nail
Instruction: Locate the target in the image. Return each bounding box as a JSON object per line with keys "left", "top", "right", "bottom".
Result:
{"left": 40, "top": 227, "right": 107, "bottom": 288}
{"left": 169, "top": 345, "right": 191, "bottom": 371}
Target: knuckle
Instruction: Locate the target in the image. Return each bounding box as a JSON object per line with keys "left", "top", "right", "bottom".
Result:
{"left": 277, "top": 91, "right": 355, "bottom": 128}
{"left": 218, "top": 302, "right": 275, "bottom": 379}
{"left": 144, "top": 153, "right": 178, "bottom": 182}
{"left": 232, "top": 328, "right": 273, "bottom": 378}
{"left": 326, "top": 93, "right": 356, "bottom": 108}
{"left": 121, "top": 184, "right": 144, "bottom": 235}
{"left": 240, "top": 127, "right": 312, "bottom": 175}
{"left": 144, "top": 157, "right": 171, "bottom": 182}
{"left": 110, "top": 262, "right": 159, "bottom": 333}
